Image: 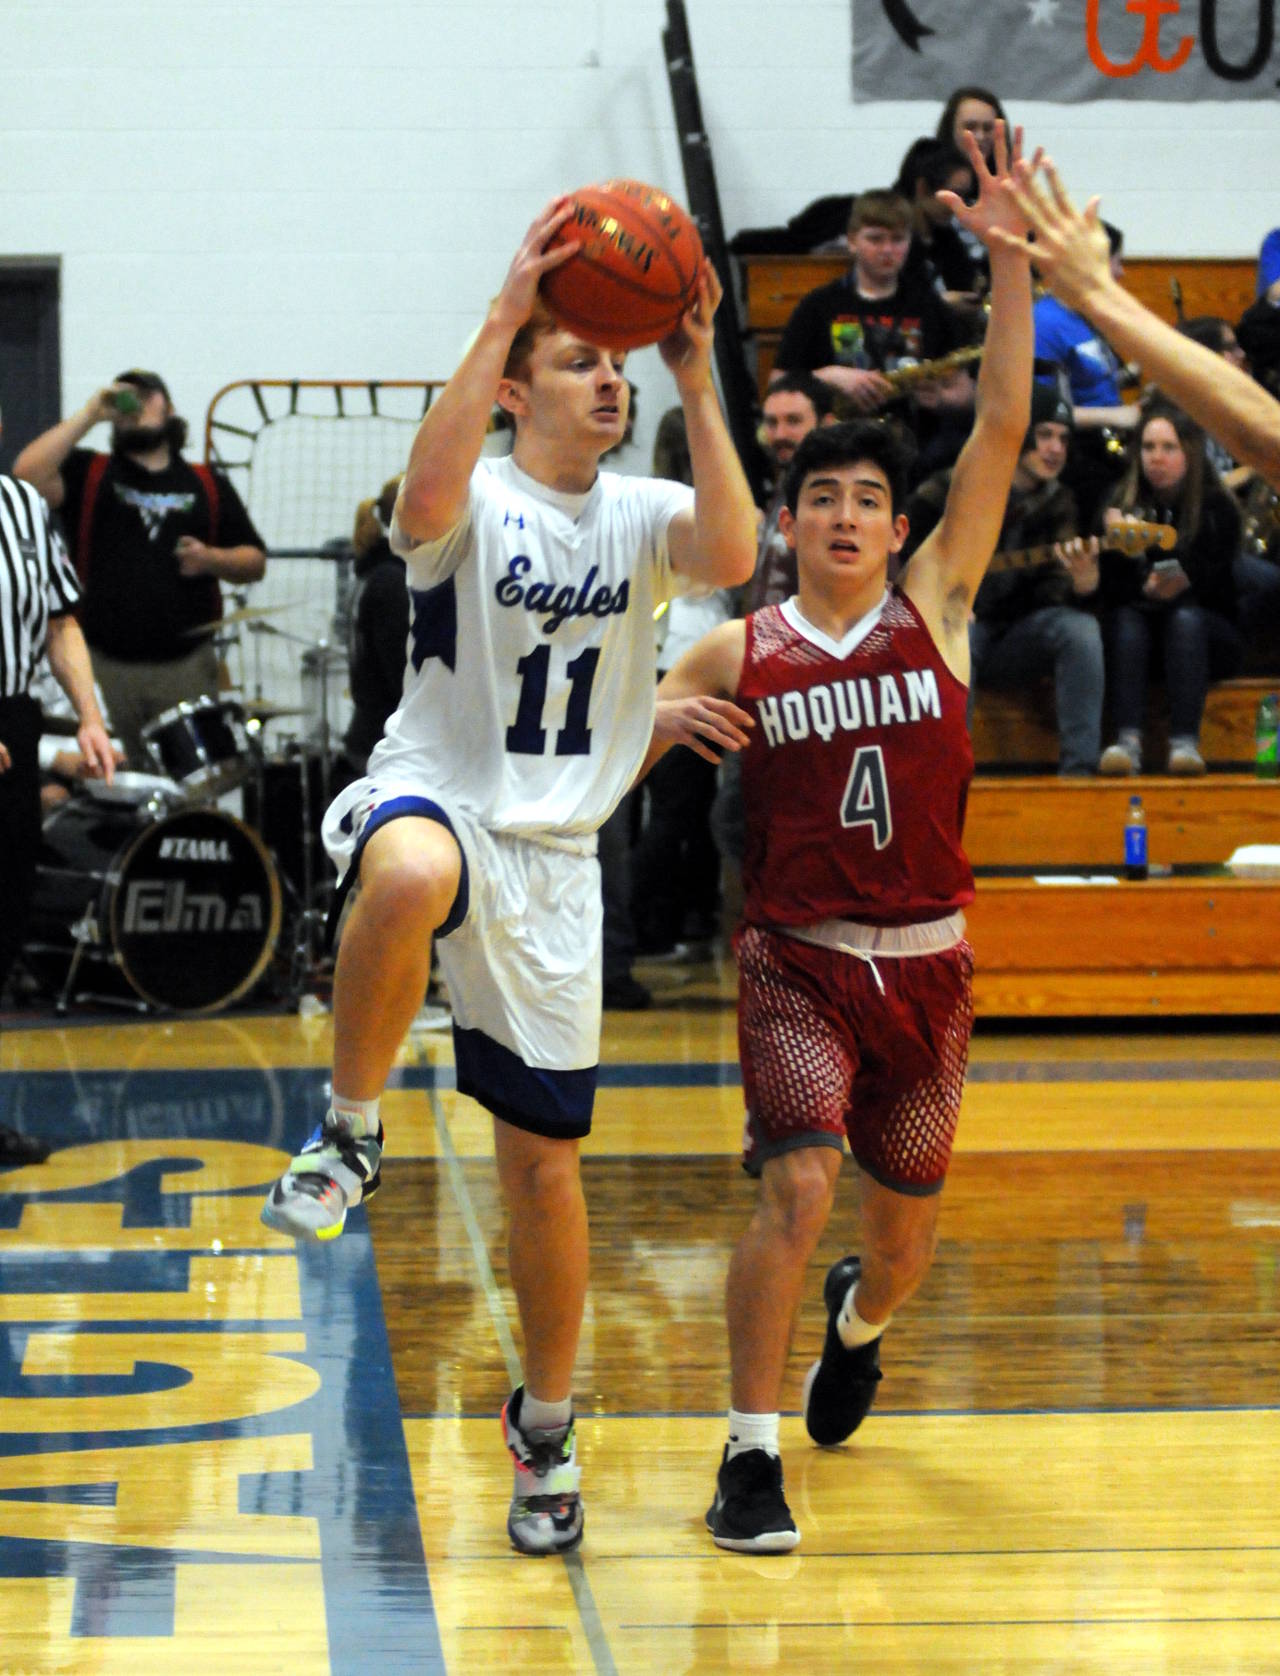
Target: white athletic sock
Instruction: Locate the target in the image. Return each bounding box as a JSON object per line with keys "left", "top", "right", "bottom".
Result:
{"left": 521, "top": 1390, "right": 573, "bottom": 1433}
{"left": 837, "top": 1284, "right": 890, "bottom": 1350}
{"left": 330, "top": 1094, "right": 381, "bottom": 1137}
{"left": 726, "top": 1408, "right": 780, "bottom": 1460}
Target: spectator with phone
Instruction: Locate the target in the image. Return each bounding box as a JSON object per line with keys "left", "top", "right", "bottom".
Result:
{"left": 13, "top": 371, "right": 266, "bottom": 764}
{"left": 1096, "top": 399, "right": 1242, "bottom": 776}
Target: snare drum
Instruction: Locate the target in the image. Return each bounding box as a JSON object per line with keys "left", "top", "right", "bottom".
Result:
{"left": 27, "top": 796, "right": 281, "bottom": 1014}
{"left": 140, "top": 696, "right": 251, "bottom": 798}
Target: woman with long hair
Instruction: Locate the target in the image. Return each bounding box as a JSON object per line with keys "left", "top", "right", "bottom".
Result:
{"left": 1097, "top": 399, "right": 1242, "bottom": 774}
{"left": 935, "top": 86, "right": 1007, "bottom": 167}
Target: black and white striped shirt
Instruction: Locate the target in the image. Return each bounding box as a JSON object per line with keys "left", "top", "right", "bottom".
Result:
{"left": 0, "top": 473, "right": 81, "bottom": 698}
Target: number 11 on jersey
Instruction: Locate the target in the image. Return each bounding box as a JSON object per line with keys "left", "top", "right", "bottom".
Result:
{"left": 506, "top": 645, "right": 601, "bottom": 756}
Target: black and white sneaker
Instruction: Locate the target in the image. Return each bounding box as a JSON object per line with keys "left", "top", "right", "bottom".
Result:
{"left": 705, "top": 1447, "right": 800, "bottom": 1552}
{"left": 802, "top": 1255, "right": 883, "bottom": 1446}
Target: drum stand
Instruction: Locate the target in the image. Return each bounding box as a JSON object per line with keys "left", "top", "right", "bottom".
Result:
{"left": 52, "top": 901, "right": 148, "bottom": 1016}
{"left": 243, "top": 621, "right": 347, "bottom": 1006}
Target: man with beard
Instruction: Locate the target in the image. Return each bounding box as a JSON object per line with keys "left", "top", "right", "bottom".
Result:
{"left": 14, "top": 370, "right": 266, "bottom": 764}
{"left": 745, "top": 373, "right": 837, "bottom": 613}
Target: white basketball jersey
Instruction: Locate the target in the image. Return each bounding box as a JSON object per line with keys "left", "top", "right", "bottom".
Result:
{"left": 373, "top": 453, "right": 695, "bottom": 837}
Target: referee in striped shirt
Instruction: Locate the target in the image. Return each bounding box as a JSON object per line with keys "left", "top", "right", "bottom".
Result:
{"left": 2, "top": 400, "right": 114, "bottom": 1160}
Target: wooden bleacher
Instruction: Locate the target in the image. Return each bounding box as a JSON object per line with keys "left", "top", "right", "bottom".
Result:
{"left": 971, "top": 677, "right": 1275, "bottom": 774}
{"left": 964, "top": 679, "right": 1279, "bottom": 1019}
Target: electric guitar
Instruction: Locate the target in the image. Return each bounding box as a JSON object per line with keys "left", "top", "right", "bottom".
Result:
{"left": 1239, "top": 476, "right": 1280, "bottom": 558}
{"left": 830, "top": 345, "right": 985, "bottom": 419}
{"left": 986, "top": 518, "right": 1177, "bottom": 578}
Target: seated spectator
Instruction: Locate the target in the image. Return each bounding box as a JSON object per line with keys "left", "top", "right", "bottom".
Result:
{"left": 935, "top": 87, "right": 1007, "bottom": 284}
{"left": 13, "top": 371, "right": 267, "bottom": 766}
{"left": 1238, "top": 273, "right": 1280, "bottom": 400}
{"left": 903, "top": 384, "right": 1104, "bottom": 775}
{"left": 630, "top": 409, "right": 731, "bottom": 962}
{"left": 1177, "top": 317, "right": 1280, "bottom": 667}
{"left": 772, "top": 190, "right": 970, "bottom": 416}
{"left": 343, "top": 475, "right": 407, "bottom": 776}
{"left": 27, "top": 657, "right": 123, "bottom": 815}
{"left": 1097, "top": 401, "right": 1243, "bottom": 776}
{"left": 935, "top": 85, "right": 1007, "bottom": 168}
{"left": 908, "top": 357, "right": 979, "bottom": 487}
{"left": 1257, "top": 226, "right": 1280, "bottom": 297}
{"left": 897, "top": 140, "right": 981, "bottom": 297}
{"left": 1034, "top": 220, "right": 1136, "bottom": 527}
{"left": 746, "top": 373, "right": 837, "bottom": 612}
{"left": 894, "top": 137, "right": 983, "bottom": 309}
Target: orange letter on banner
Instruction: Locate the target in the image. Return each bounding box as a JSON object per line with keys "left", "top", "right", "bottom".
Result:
{"left": 1086, "top": 0, "right": 1195, "bottom": 75}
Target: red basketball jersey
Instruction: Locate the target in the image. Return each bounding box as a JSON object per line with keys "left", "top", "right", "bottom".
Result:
{"left": 739, "top": 590, "right": 974, "bottom": 928}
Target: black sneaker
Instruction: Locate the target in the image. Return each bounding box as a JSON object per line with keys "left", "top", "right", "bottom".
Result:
{"left": 602, "top": 974, "right": 652, "bottom": 1010}
{"left": 705, "top": 1446, "right": 800, "bottom": 1552}
{"left": 0, "top": 1124, "right": 51, "bottom": 1167}
{"left": 802, "top": 1255, "right": 883, "bottom": 1446}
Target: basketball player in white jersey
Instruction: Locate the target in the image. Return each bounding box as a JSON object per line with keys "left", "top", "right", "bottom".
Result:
{"left": 260, "top": 198, "right": 757, "bottom": 1553}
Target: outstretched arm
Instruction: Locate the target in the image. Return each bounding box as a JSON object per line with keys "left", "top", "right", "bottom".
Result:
{"left": 994, "top": 157, "right": 1280, "bottom": 492}
{"left": 634, "top": 619, "right": 751, "bottom": 782}
{"left": 395, "top": 200, "right": 577, "bottom": 544}
{"left": 662, "top": 267, "right": 759, "bottom": 590}
{"left": 902, "top": 124, "right": 1034, "bottom": 664}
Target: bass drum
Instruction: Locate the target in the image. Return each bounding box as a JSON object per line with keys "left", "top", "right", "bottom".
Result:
{"left": 29, "top": 798, "right": 281, "bottom": 1014}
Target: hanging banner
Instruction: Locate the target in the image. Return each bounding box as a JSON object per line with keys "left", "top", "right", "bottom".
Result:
{"left": 852, "top": 0, "right": 1278, "bottom": 101}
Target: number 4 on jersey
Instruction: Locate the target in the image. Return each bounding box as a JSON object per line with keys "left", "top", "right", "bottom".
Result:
{"left": 840, "top": 745, "right": 892, "bottom": 850}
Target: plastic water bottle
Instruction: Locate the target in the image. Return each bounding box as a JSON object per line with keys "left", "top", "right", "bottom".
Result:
{"left": 1256, "top": 692, "right": 1279, "bottom": 779}
{"left": 1124, "top": 794, "right": 1148, "bottom": 881}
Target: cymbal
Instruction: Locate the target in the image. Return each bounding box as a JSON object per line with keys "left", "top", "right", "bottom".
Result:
{"left": 182, "top": 603, "right": 294, "bottom": 637}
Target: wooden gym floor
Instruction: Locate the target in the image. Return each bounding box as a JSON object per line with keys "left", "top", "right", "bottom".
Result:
{"left": 1, "top": 957, "right": 1278, "bottom": 1675}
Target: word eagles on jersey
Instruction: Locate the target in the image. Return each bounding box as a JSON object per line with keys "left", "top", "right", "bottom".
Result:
{"left": 753, "top": 667, "right": 943, "bottom": 747}
{"left": 494, "top": 557, "right": 630, "bottom": 635}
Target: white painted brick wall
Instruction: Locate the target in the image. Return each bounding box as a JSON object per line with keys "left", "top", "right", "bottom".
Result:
{"left": 4, "top": 0, "right": 1277, "bottom": 475}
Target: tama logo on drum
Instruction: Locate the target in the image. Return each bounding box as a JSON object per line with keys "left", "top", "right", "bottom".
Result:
{"left": 158, "top": 836, "right": 234, "bottom": 863}
{"left": 122, "top": 880, "right": 265, "bottom": 935}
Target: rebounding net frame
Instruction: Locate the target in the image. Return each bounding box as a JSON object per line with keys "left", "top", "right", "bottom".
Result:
{"left": 202, "top": 378, "right": 445, "bottom": 736}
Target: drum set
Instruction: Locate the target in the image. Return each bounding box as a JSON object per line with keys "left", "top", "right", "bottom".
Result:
{"left": 25, "top": 603, "right": 351, "bottom": 1017}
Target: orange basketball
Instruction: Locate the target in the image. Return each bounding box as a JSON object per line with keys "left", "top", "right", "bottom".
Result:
{"left": 540, "top": 179, "right": 704, "bottom": 351}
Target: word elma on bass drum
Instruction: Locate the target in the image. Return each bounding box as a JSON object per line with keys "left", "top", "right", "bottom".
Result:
{"left": 27, "top": 797, "right": 282, "bottom": 1015}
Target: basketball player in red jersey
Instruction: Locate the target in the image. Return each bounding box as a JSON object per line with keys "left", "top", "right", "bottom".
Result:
{"left": 644, "top": 123, "right": 1034, "bottom": 1551}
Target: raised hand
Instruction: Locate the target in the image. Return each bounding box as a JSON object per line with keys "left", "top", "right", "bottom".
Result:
{"left": 938, "top": 121, "right": 1037, "bottom": 253}
{"left": 658, "top": 262, "right": 721, "bottom": 390}
{"left": 491, "top": 198, "right": 579, "bottom": 334}
{"left": 990, "top": 155, "right": 1113, "bottom": 314}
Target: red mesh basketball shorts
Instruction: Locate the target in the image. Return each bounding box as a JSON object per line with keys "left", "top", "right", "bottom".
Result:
{"left": 735, "top": 923, "right": 975, "bottom": 1194}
